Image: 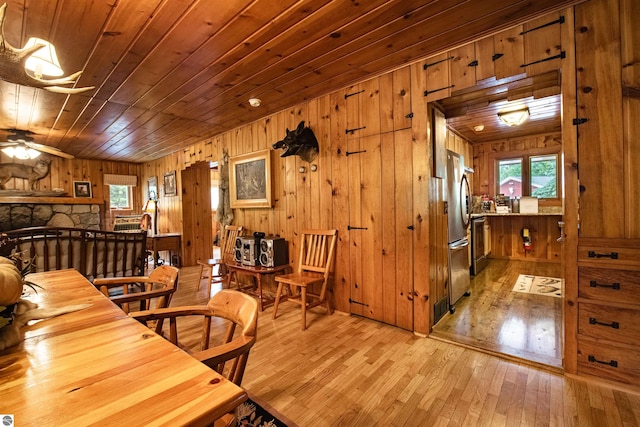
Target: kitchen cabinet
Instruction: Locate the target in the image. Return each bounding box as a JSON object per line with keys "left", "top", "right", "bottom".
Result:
{"left": 576, "top": 238, "right": 640, "bottom": 386}
{"left": 484, "top": 213, "right": 562, "bottom": 262}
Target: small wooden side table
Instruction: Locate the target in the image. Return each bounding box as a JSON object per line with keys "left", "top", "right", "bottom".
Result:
{"left": 225, "top": 263, "right": 291, "bottom": 311}
{"left": 147, "top": 233, "right": 182, "bottom": 267}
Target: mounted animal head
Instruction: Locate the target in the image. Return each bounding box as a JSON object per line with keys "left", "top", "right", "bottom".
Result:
{"left": 272, "top": 121, "right": 319, "bottom": 163}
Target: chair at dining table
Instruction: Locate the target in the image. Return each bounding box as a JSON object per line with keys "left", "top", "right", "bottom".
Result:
{"left": 92, "top": 265, "right": 180, "bottom": 333}
{"left": 272, "top": 228, "right": 338, "bottom": 331}
{"left": 130, "top": 288, "right": 259, "bottom": 427}
{"left": 197, "top": 225, "right": 244, "bottom": 296}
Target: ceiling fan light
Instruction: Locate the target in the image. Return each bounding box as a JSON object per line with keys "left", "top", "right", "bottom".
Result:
{"left": 24, "top": 37, "right": 64, "bottom": 78}
{"left": 497, "top": 107, "right": 530, "bottom": 127}
{"left": 2, "top": 146, "right": 41, "bottom": 159}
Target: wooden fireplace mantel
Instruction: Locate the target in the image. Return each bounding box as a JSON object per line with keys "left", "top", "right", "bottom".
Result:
{"left": 0, "top": 196, "right": 102, "bottom": 205}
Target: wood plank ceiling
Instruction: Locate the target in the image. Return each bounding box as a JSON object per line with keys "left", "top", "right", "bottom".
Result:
{"left": 0, "top": 0, "right": 579, "bottom": 163}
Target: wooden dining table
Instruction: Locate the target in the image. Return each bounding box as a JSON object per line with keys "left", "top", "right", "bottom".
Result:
{"left": 0, "top": 269, "right": 247, "bottom": 426}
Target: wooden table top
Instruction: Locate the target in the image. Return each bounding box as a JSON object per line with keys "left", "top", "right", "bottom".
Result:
{"left": 0, "top": 269, "right": 247, "bottom": 426}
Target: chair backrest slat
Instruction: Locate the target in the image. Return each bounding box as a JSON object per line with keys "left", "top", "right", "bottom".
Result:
{"left": 221, "top": 225, "right": 243, "bottom": 264}
{"left": 298, "top": 229, "right": 337, "bottom": 276}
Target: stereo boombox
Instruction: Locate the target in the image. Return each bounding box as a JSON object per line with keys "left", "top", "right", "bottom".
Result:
{"left": 234, "top": 235, "right": 288, "bottom": 267}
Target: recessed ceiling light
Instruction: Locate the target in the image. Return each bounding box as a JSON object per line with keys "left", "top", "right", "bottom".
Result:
{"left": 248, "top": 98, "right": 261, "bottom": 107}
{"left": 473, "top": 124, "right": 485, "bottom": 132}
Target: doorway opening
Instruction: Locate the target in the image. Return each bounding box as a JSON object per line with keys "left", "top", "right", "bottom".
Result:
{"left": 430, "top": 71, "right": 564, "bottom": 369}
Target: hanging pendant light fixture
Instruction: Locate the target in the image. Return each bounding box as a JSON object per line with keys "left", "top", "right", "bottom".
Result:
{"left": 23, "top": 37, "right": 64, "bottom": 78}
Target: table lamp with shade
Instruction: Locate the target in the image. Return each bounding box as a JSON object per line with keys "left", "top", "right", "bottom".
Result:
{"left": 143, "top": 195, "right": 158, "bottom": 236}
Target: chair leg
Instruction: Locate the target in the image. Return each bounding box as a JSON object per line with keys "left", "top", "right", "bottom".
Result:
{"left": 301, "top": 286, "right": 307, "bottom": 331}
{"left": 272, "top": 282, "right": 284, "bottom": 320}
{"left": 206, "top": 265, "right": 214, "bottom": 297}
{"left": 197, "top": 263, "right": 206, "bottom": 291}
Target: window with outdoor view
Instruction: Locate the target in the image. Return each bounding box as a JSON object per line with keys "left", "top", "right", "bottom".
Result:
{"left": 496, "top": 153, "right": 558, "bottom": 199}
{"left": 498, "top": 158, "right": 523, "bottom": 198}
{"left": 530, "top": 155, "right": 557, "bottom": 198}
{"left": 109, "top": 185, "right": 132, "bottom": 209}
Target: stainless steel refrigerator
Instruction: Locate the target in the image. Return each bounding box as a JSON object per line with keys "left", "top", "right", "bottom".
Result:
{"left": 446, "top": 150, "right": 471, "bottom": 313}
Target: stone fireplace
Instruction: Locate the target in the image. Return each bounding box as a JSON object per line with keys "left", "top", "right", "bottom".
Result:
{"left": 0, "top": 198, "right": 101, "bottom": 232}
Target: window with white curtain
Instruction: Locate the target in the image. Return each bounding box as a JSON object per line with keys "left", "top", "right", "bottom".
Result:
{"left": 104, "top": 174, "right": 137, "bottom": 210}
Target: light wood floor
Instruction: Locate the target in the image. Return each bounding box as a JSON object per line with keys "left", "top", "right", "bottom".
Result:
{"left": 165, "top": 264, "right": 640, "bottom": 427}
{"left": 432, "top": 259, "right": 563, "bottom": 368}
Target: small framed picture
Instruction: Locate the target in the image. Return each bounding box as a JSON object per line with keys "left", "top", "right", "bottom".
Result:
{"left": 73, "top": 181, "right": 92, "bottom": 198}
{"left": 163, "top": 171, "right": 177, "bottom": 197}
{"left": 147, "top": 176, "right": 158, "bottom": 200}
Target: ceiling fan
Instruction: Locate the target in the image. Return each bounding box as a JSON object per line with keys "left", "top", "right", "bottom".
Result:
{"left": 0, "top": 130, "right": 74, "bottom": 159}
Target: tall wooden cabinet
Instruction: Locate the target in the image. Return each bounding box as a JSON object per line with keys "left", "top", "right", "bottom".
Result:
{"left": 564, "top": 0, "right": 640, "bottom": 388}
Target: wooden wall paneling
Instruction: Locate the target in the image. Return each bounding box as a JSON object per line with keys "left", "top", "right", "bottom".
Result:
{"left": 359, "top": 78, "right": 382, "bottom": 138}
{"left": 317, "top": 94, "right": 334, "bottom": 231}
{"left": 432, "top": 105, "right": 447, "bottom": 179}
{"left": 269, "top": 114, "right": 286, "bottom": 238}
{"left": 381, "top": 132, "right": 397, "bottom": 325}
{"left": 394, "top": 128, "right": 414, "bottom": 331}
{"left": 360, "top": 134, "right": 383, "bottom": 321}
{"left": 475, "top": 35, "right": 495, "bottom": 82}
{"left": 379, "top": 73, "right": 395, "bottom": 134}
{"left": 494, "top": 26, "right": 525, "bottom": 80}
{"left": 429, "top": 177, "right": 446, "bottom": 327}
{"left": 346, "top": 84, "right": 360, "bottom": 140}
{"left": 425, "top": 53, "right": 452, "bottom": 102}
{"left": 575, "top": 0, "right": 624, "bottom": 238}
{"left": 257, "top": 118, "right": 273, "bottom": 234}
{"left": 621, "top": 0, "right": 640, "bottom": 238}
{"left": 393, "top": 66, "right": 412, "bottom": 131}
{"left": 449, "top": 42, "right": 477, "bottom": 92}
{"left": 523, "top": 11, "right": 564, "bottom": 77}
{"left": 329, "top": 90, "right": 350, "bottom": 313}
{"left": 281, "top": 111, "right": 298, "bottom": 259}
{"left": 294, "top": 105, "right": 310, "bottom": 233}
{"left": 561, "top": 3, "right": 599, "bottom": 377}
{"left": 348, "top": 136, "right": 363, "bottom": 316}
{"left": 410, "top": 61, "right": 431, "bottom": 335}
{"left": 307, "top": 100, "right": 322, "bottom": 230}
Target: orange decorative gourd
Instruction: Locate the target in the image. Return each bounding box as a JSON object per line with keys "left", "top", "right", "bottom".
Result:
{"left": 0, "top": 257, "right": 23, "bottom": 306}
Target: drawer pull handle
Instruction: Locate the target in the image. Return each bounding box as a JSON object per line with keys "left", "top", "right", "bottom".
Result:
{"left": 589, "top": 317, "right": 619, "bottom": 329}
{"left": 588, "top": 355, "right": 618, "bottom": 368}
{"left": 588, "top": 251, "right": 618, "bottom": 259}
{"left": 589, "top": 280, "right": 620, "bottom": 290}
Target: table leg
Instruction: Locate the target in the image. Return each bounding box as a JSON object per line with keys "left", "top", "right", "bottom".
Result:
{"left": 256, "top": 274, "right": 264, "bottom": 312}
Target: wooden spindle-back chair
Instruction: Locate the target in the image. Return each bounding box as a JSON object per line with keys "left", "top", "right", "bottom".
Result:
{"left": 197, "top": 225, "right": 244, "bottom": 296}
{"left": 272, "top": 229, "right": 338, "bottom": 330}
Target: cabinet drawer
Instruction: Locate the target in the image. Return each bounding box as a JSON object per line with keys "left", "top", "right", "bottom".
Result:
{"left": 578, "top": 339, "right": 640, "bottom": 386}
{"left": 578, "top": 266, "right": 640, "bottom": 305}
{"left": 578, "top": 303, "right": 640, "bottom": 345}
{"left": 578, "top": 239, "right": 640, "bottom": 268}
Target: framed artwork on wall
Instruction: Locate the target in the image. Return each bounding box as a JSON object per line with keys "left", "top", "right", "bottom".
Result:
{"left": 163, "top": 171, "right": 177, "bottom": 196}
{"left": 147, "top": 176, "right": 158, "bottom": 200}
{"left": 73, "top": 181, "right": 92, "bottom": 198}
{"left": 229, "top": 149, "right": 272, "bottom": 208}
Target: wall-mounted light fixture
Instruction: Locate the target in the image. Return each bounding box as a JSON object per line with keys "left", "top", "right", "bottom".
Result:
{"left": 24, "top": 37, "right": 63, "bottom": 78}
{"left": 497, "top": 107, "right": 530, "bottom": 127}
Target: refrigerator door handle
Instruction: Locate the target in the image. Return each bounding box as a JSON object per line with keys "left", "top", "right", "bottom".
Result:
{"left": 460, "top": 174, "right": 471, "bottom": 228}
{"left": 450, "top": 239, "right": 469, "bottom": 250}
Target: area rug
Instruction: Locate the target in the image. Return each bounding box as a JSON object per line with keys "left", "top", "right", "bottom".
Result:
{"left": 236, "top": 394, "right": 296, "bottom": 427}
{"left": 512, "top": 274, "right": 563, "bottom": 298}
